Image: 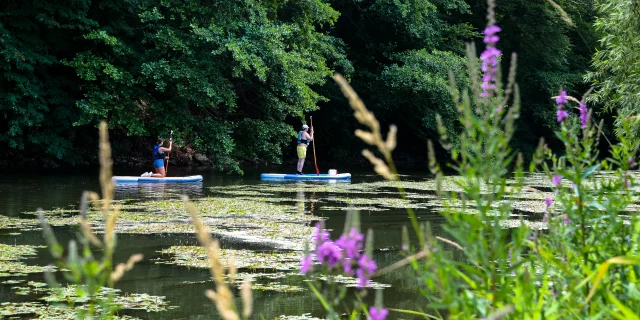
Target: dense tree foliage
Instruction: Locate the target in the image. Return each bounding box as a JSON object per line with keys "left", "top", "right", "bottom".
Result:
{"left": 462, "top": 0, "right": 597, "bottom": 155}
{"left": 311, "top": 0, "right": 474, "bottom": 163}
{"left": 0, "top": 0, "right": 97, "bottom": 165}
{"left": 585, "top": 0, "right": 640, "bottom": 139}
{"left": 1, "top": 0, "right": 350, "bottom": 171}
{"left": 0, "top": 0, "right": 601, "bottom": 170}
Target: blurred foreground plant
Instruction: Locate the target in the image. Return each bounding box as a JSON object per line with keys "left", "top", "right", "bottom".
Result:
{"left": 183, "top": 196, "right": 253, "bottom": 320}
{"left": 39, "top": 121, "right": 143, "bottom": 319}
{"left": 328, "top": 0, "right": 640, "bottom": 318}
{"left": 301, "top": 211, "right": 387, "bottom": 320}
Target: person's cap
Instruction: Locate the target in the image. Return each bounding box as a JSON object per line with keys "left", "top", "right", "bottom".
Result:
{"left": 302, "top": 124, "right": 309, "bottom": 129}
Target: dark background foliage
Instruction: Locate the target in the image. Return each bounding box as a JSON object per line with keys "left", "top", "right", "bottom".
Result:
{"left": 0, "top": 0, "right": 601, "bottom": 172}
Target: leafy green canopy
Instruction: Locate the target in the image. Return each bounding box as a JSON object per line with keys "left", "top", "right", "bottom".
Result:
{"left": 68, "top": 0, "right": 351, "bottom": 172}
{"left": 0, "top": 0, "right": 97, "bottom": 165}
{"left": 462, "top": 0, "right": 596, "bottom": 157}
{"left": 585, "top": 0, "right": 640, "bottom": 139}
{"left": 313, "top": 0, "right": 473, "bottom": 161}
{"left": 0, "top": 0, "right": 599, "bottom": 169}
{"left": 0, "top": 0, "right": 350, "bottom": 170}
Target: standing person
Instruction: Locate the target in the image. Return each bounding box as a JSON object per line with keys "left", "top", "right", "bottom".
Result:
{"left": 296, "top": 124, "right": 313, "bottom": 175}
{"left": 141, "top": 138, "right": 172, "bottom": 177}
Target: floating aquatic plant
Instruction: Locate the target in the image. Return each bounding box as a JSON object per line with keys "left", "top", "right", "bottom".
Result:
{"left": 159, "top": 246, "right": 302, "bottom": 271}
{"left": 276, "top": 313, "right": 325, "bottom": 320}
{"left": 247, "top": 282, "right": 306, "bottom": 293}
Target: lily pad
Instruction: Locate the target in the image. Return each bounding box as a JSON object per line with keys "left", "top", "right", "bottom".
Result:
{"left": 158, "top": 246, "right": 303, "bottom": 271}
{"left": 276, "top": 313, "right": 325, "bottom": 319}
{"left": 0, "top": 243, "right": 43, "bottom": 261}
{"left": 0, "top": 261, "right": 56, "bottom": 278}
{"left": 0, "top": 302, "right": 142, "bottom": 319}
{"left": 310, "top": 275, "right": 391, "bottom": 289}
{"left": 246, "top": 282, "right": 306, "bottom": 292}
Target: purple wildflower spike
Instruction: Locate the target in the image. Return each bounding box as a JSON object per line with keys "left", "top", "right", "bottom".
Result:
{"left": 556, "top": 90, "right": 569, "bottom": 122}
{"left": 480, "top": 25, "right": 502, "bottom": 98}
{"left": 316, "top": 241, "right": 342, "bottom": 268}
{"left": 552, "top": 175, "right": 562, "bottom": 187}
{"left": 368, "top": 307, "right": 389, "bottom": 320}
{"left": 578, "top": 100, "right": 588, "bottom": 129}
{"left": 300, "top": 254, "right": 314, "bottom": 274}
{"left": 313, "top": 224, "right": 330, "bottom": 245}
{"left": 335, "top": 228, "right": 364, "bottom": 260}
{"left": 556, "top": 91, "right": 568, "bottom": 104}
{"left": 563, "top": 215, "right": 570, "bottom": 225}
{"left": 356, "top": 254, "right": 377, "bottom": 288}
{"left": 544, "top": 198, "right": 553, "bottom": 207}
{"left": 557, "top": 109, "right": 569, "bottom": 122}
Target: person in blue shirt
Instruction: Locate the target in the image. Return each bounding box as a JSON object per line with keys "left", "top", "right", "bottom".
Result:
{"left": 296, "top": 124, "right": 313, "bottom": 175}
{"left": 141, "top": 138, "right": 172, "bottom": 177}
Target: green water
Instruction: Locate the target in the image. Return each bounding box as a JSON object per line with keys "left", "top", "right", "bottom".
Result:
{"left": 0, "top": 167, "right": 453, "bottom": 319}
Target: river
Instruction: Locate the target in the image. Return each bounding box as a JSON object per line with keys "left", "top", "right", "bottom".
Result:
{"left": 0, "top": 166, "right": 458, "bottom": 319}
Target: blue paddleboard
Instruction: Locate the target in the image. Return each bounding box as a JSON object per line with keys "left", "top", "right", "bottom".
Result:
{"left": 260, "top": 173, "right": 351, "bottom": 181}
{"left": 112, "top": 175, "right": 203, "bottom": 183}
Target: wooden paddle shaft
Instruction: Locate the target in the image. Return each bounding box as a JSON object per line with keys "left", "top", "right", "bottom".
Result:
{"left": 165, "top": 130, "right": 173, "bottom": 174}
{"left": 310, "top": 117, "right": 319, "bottom": 175}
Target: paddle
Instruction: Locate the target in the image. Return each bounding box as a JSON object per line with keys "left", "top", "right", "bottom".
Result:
{"left": 310, "top": 116, "right": 319, "bottom": 175}
{"left": 164, "top": 130, "right": 173, "bottom": 175}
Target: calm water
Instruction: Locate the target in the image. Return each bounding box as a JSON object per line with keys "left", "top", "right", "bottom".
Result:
{"left": 0, "top": 166, "right": 448, "bottom": 319}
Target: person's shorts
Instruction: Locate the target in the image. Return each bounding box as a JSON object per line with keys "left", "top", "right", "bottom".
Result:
{"left": 297, "top": 145, "right": 307, "bottom": 159}
{"left": 154, "top": 159, "right": 165, "bottom": 168}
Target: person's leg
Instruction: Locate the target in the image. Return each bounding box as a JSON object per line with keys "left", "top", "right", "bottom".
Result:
{"left": 151, "top": 166, "right": 166, "bottom": 178}
{"left": 296, "top": 146, "right": 306, "bottom": 174}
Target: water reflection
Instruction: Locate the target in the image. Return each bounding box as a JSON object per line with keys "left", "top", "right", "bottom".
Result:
{"left": 296, "top": 190, "right": 305, "bottom": 215}
{"left": 114, "top": 182, "right": 204, "bottom": 201}
{"left": 2, "top": 171, "right": 450, "bottom": 319}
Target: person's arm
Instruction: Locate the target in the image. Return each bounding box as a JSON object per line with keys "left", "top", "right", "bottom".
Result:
{"left": 160, "top": 140, "right": 172, "bottom": 153}
{"left": 305, "top": 130, "right": 314, "bottom": 141}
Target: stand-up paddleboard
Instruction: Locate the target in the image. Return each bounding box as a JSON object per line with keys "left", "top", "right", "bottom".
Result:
{"left": 112, "top": 175, "right": 203, "bottom": 183}
{"left": 260, "top": 173, "right": 351, "bottom": 181}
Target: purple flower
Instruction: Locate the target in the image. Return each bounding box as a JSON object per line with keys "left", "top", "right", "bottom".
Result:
{"left": 484, "top": 35, "right": 499, "bottom": 44}
{"left": 368, "top": 307, "right": 389, "bottom": 320}
{"left": 556, "top": 90, "right": 569, "bottom": 123}
{"left": 343, "top": 259, "right": 354, "bottom": 275}
{"left": 300, "top": 254, "right": 314, "bottom": 274}
{"left": 401, "top": 244, "right": 408, "bottom": 251}
{"left": 544, "top": 198, "right": 553, "bottom": 207}
{"left": 556, "top": 91, "right": 568, "bottom": 104}
{"left": 557, "top": 109, "right": 569, "bottom": 122}
{"left": 484, "top": 25, "right": 502, "bottom": 38}
{"left": 578, "top": 101, "right": 588, "bottom": 129}
{"left": 627, "top": 180, "right": 631, "bottom": 188}
{"left": 313, "top": 224, "right": 330, "bottom": 245}
{"left": 542, "top": 212, "right": 548, "bottom": 223}
{"left": 480, "top": 24, "right": 502, "bottom": 98}
{"left": 335, "top": 228, "right": 364, "bottom": 260}
{"left": 358, "top": 254, "right": 377, "bottom": 274}
{"left": 563, "top": 215, "right": 570, "bottom": 225}
{"left": 356, "top": 269, "right": 370, "bottom": 288}
{"left": 552, "top": 175, "right": 562, "bottom": 187}
{"left": 480, "top": 47, "right": 501, "bottom": 73}
{"left": 629, "top": 157, "right": 636, "bottom": 167}
{"left": 317, "top": 241, "right": 342, "bottom": 268}
{"left": 356, "top": 254, "right": 377, "bottom": 288}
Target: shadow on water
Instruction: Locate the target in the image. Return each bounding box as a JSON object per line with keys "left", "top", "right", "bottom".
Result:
{"left": 0, "top": 167, "right": 446, "bottom": 319}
